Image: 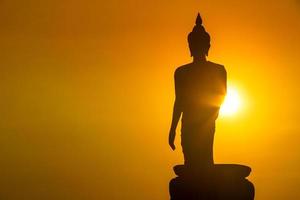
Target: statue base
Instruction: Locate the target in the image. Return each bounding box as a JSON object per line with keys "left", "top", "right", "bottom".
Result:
{"left": 169, "top": 164, "right": 255, "bottom": 200}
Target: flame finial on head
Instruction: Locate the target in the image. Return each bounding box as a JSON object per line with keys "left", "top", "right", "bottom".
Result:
{"left": 195, "top": 13, "right": 202, "bottom": 26}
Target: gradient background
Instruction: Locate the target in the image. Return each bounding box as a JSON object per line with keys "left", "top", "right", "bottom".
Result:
{"left": 1, "top": 0, "right": 300, "bottom": 199}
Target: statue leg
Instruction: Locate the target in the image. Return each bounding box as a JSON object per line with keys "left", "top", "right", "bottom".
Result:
{"left": 181, "top": 126, "right": 215, "bottom": 168}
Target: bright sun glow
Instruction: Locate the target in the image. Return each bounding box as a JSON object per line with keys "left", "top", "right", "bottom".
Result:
{"left": 220, "top": 87, "right": 241, "bottom": 116}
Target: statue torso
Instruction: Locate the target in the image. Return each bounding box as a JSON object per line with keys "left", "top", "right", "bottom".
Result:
{"left": 175, "top": 61, "right": 226, "bottom": 129}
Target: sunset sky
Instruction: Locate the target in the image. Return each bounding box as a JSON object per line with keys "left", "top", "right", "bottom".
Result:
{"left": 1, "top": 0, "right": 300, "bottom": 199}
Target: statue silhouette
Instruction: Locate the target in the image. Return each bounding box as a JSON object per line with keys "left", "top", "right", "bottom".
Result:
{"left": 169, "top": 13, "right": 226, "bottom": 168}
{"left": 168, "top": 13, "right": 255, "bottom": 200}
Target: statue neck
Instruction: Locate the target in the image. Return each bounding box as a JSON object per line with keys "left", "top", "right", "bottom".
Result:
{"left": 193, "top": 55, "right": 207, "bottom": 63}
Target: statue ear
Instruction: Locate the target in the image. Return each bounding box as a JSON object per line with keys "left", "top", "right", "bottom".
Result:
{"left": 205, "top": 44, "right": 211, "bottom": 56}
{"left": 189, "top": 43, "right": 194, "bottom": 57}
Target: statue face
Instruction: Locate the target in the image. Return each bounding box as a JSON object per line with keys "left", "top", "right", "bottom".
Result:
{"left": 189, "top": 42, "right": 210, "bottom": 57}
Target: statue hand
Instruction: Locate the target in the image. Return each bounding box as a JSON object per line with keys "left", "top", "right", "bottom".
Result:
{"left": 169, "top": 130, "right": 176, "bottom": 151}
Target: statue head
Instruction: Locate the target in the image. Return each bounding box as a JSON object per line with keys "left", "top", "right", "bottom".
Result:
{"left": 188, "top": 13, "right": 211, "bottom": 57}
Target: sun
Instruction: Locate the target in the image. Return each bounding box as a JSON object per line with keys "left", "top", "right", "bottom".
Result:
{"left": 220, "top": 87, "right": 241, "bottom": 116}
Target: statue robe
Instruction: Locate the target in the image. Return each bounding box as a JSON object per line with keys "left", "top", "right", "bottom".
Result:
{"left": 175, "top": 61, "right": 227, "bottom": 167}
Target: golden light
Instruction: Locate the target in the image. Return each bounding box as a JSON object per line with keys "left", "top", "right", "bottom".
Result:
{"left": 220, "top": 87, "right": 241, "bottom": 116}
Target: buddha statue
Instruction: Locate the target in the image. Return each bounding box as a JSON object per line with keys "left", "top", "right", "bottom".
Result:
{"left": 169, "top": 13, "right": 227, "bottom": 168}
{"left": 168, "top": 13, "right": 255, "bottom": 200}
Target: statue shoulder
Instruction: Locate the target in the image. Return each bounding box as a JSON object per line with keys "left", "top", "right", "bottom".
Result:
{"left": 174, "top": 63, "right": 193, "bottom": 77}
{"left": 207, "top": 61, "right": 226, "bottom": 74}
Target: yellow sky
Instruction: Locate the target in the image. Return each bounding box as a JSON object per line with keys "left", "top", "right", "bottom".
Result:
{"left": 0, "top": 0, "right": 300, "bottom": 199}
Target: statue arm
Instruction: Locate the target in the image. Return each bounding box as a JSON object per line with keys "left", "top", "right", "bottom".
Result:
{"left": 223, "top": 66, "right": 227, "bottom": 95}
{"left": 169, "top": 69, "right": 183, "bottom": 150}
{"left": 219, "top": 65, "right": 227, "bottom": 104}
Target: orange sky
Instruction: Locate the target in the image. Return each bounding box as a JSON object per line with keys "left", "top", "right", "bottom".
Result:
{"left": 1, "top": 0, "right": 300, "bottom": 199}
